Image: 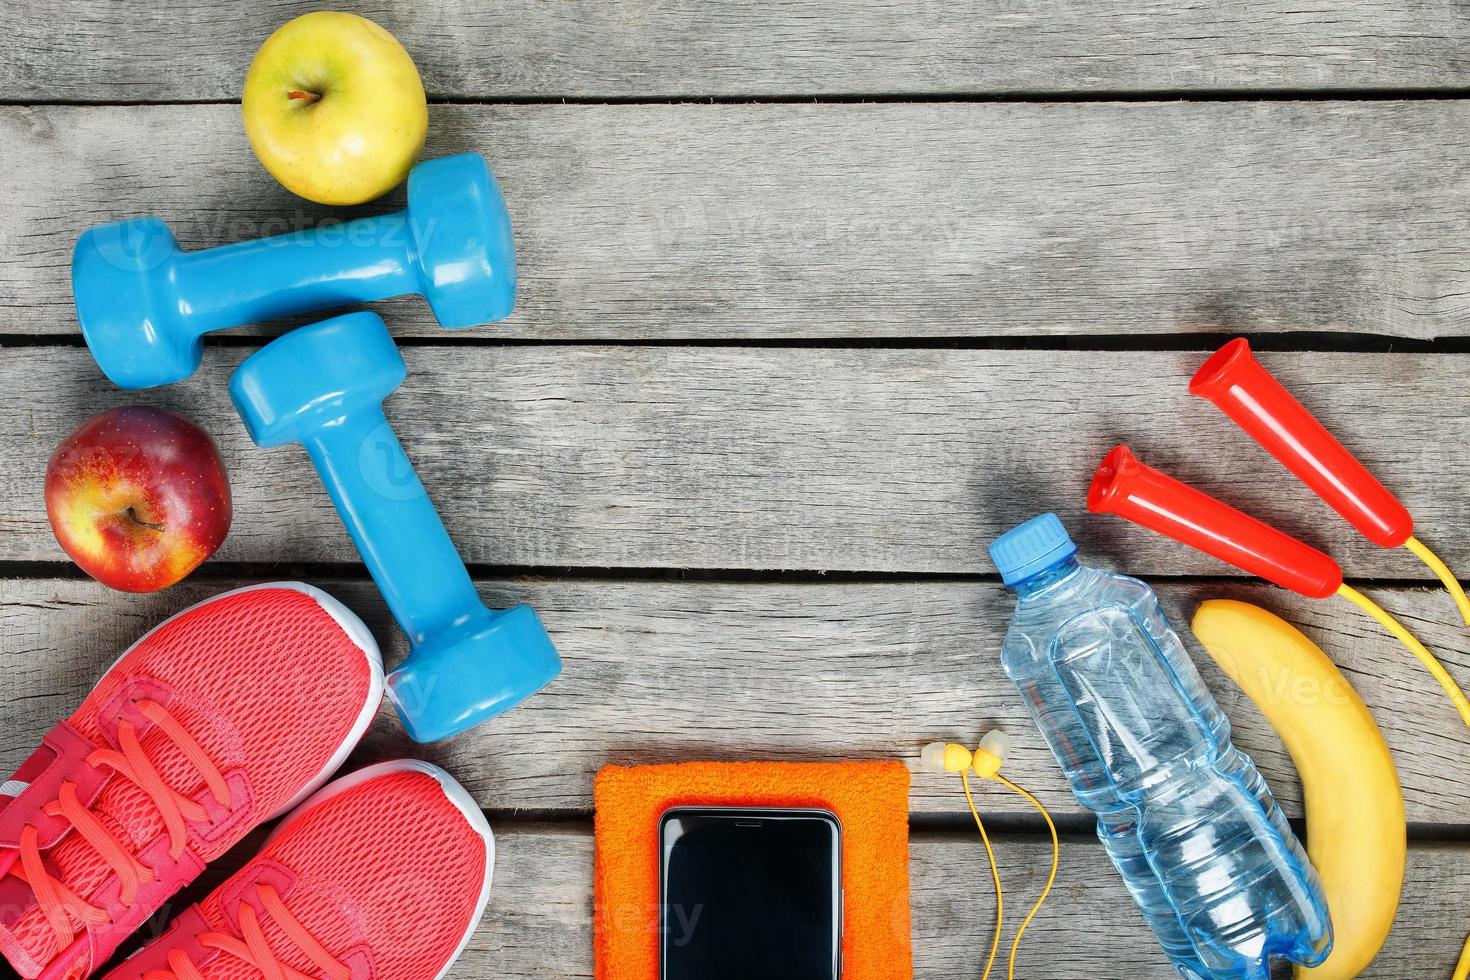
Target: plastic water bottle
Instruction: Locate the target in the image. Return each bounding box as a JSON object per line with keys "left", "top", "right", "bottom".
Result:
{"left": 988, "top": 514, "right": 1331, "bottom": 980}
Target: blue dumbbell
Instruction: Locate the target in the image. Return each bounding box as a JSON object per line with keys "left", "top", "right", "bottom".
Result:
{"left": 229, "top": 311, "right": 560, "bottom": 742}
{"left": 73, "top": 152, "right": 515, "bottom": 390}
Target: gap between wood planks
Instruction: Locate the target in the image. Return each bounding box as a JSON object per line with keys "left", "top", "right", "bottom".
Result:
{"left": 490, "top": 810, "right": 1470, "bottom": 846}
{"left": 4, "top": 331, "right": 1470, "bottom": 354}
{"left": 0, "top": 560, "right": 1462, "bottom": 591}
{"left": 9, "top": 87, "right": 1470, "bottom": 108}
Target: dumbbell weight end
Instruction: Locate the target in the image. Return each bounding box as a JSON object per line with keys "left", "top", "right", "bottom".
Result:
{"left": 386, "top": 604, "right": 562, "bottom": 743}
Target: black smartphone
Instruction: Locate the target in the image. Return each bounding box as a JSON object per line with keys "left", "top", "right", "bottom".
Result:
{"left": 659, "top": 806, "right": 842, "bottom": 980}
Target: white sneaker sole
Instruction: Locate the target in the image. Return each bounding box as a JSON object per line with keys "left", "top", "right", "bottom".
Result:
{"left": 265, "top": 759, "right": 496, "bottom": 980}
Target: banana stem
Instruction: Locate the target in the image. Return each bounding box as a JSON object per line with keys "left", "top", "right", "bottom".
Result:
{"left": 1337, "top": 584, "right": 1470, "bottom": 728}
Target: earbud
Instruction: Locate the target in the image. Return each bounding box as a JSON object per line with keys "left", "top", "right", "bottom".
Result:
{"left": 974, "top": 730, "right": 1011, "bottom": 778}
{"left": 920, "top": 728, "right": 1060, "bottom": 980}
{"left": 921, "top": 729, "right": 1010, "bottom": 779}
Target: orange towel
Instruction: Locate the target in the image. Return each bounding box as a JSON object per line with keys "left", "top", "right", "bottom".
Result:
{"left": 593, "top": 760, "right": 913, "bottom": 979}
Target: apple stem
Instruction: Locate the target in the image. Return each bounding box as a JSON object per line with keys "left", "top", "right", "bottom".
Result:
{"left": 125, "top": 507, "right": 165, "bottom": 532}
{"left": 286, "top": 89, "right": 322, "bottom": 105}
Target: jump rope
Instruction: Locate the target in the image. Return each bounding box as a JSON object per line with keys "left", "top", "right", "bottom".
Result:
{"left": 934, "top": 338, "right": 1470, "bottom": 978}
{"left": 1091, "top": 338, "right": 1470, "bottom": 727}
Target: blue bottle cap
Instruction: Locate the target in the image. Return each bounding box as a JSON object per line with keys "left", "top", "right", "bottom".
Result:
{"left": 989, "top": 513, "right": 1078, "bottom": 587}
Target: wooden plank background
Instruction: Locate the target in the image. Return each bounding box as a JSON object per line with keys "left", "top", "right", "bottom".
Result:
{"left": 6, "top": 102, "right": 1470, "bottom": 340}
{"left": 5, "top": 2, "right": 1470, "bottom": 101}
{"left": 0, "top": 346, "right": 1464, "bottom": 577}
{"left": 3, "top": 578, "right": 1466, "bottom": 821}
{"left": 131, "top": 826, "right": 1470, "bottom": 979}
{"left": 2, "top": 1, "right": 1468, "bottom": 978}
{"left": 472, "top": 830, "right": 1470, "bottom": 979}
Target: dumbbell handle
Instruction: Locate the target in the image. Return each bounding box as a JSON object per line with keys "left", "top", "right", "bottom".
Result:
{"left": 302, "top": 406, "right": 479, "bottom": 649}
{"left": 175, "top": 213, "right": 419, "bottom": 337}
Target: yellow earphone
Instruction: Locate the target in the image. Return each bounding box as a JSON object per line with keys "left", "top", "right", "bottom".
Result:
{"left": 922, "top": 732, "right": 1059, "bottom": 980}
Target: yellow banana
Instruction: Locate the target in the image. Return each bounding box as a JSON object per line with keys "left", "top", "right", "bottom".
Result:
{"left": 1191, "top": 599, "right": 1405, "bottom": 980}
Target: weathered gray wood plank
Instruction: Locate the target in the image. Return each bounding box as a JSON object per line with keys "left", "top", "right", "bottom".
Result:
{"left": 1, "top": 346, "right": 1467, "bottom": 578}
{"left": 6, "top": 102, "right": 1470, "bottom": 340}
{"left": 467, "top": 827, "right": 1470, "bottom": 979}
{"left": 4, "top": 2, "right": 1470, "bottom": 102}
{"left": 149, "top": 825, "right": 1470, "bottom": 978}
{"left": 3, "top": 577, "right": 1465, "bottom": 823}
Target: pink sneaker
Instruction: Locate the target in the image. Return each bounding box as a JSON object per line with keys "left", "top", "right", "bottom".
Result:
{"left": 0, "top": 583, "right": 384, "bottom": 979}
{"left": 105, "top": 760, "right": 494, "bottom": 980}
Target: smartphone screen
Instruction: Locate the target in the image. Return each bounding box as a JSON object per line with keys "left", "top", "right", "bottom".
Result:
{"left": 660, "top": 807, "right": 841, "bottom": 980}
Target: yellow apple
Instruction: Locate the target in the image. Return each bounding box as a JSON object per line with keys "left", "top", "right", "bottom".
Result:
{"left": 242, "top": 12, "right": 428, "bottom": 206}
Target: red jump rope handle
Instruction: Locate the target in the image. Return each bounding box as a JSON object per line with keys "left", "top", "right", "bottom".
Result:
{"left": 1088, "top": 445, "right": 1344, "bottom": 599}
{"left": 1189, "top": 338, "right": 1413, "bottom": 548}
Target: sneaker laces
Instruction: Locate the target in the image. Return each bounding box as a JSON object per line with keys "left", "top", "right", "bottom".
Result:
{"left": 144, "top": 883, "right": 351, "bottom": 980}
{"left": 6, "top": 700, "right": 231, "bottom": 954}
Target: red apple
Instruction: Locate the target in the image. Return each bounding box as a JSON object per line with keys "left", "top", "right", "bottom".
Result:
{"left": 46, "top": 407, "right": 232, "bottom": 592}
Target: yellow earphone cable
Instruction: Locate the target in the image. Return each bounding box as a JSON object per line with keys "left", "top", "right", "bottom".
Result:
{"left": 961, "top": 771, "right": 1005, "bottom": 980}
{"left": 993, "top": 774, "right": 1059, "bottom": 980}
{"left": 1337, "top": 583, "right": 1470, "bottom": 728}
{"left": 1405, "top": 535, "right": 1470, "bottom": 628}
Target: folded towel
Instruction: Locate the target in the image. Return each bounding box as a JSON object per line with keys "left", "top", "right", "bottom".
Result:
{"left": 594, "top": 760, "right": 912, "bottom": 979}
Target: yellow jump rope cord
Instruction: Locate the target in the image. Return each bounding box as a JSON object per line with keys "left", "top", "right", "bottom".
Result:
{"left": 1405, "top": 536, "right": 1470, "bottom": 628}
{"left": 1402, "top": 540, "right": 1470, "bottom": 980}
{"left": 1336, "top": 583, "right": 1470, "bottom": 728}
{"left": 992, "top": 774, "right": 1059, "bottom": 980}
{"left": 961, "top": 771, "right": 1004, "bottom": 980}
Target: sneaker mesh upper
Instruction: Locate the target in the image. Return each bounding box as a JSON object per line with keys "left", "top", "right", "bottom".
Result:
{"left": 192, "top": 768, "right": 489, "bottom": 980}
{"left": 4, "top": 586, "right": 377, "bottom": 973}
